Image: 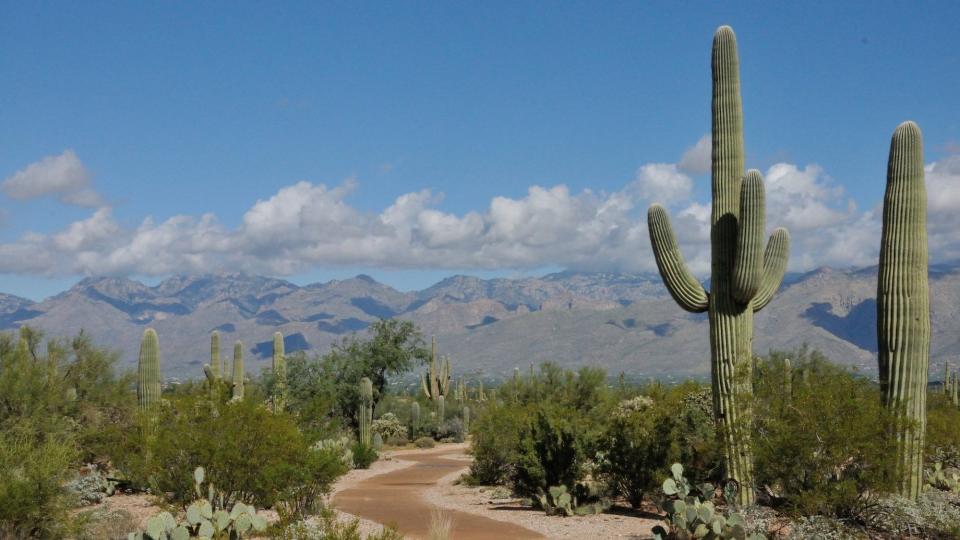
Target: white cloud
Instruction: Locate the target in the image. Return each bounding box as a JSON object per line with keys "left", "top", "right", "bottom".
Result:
{"left": 3, "top": 145, "right": 959, "bottom": 278}
{"left": 679, "top": 134, "right": 711, "bottom": 174}
{"left": 631, "top": 163, "right": 693, "bottom": 204}
{"left": 2, "top": 150, "right": 105, "bottom": 207}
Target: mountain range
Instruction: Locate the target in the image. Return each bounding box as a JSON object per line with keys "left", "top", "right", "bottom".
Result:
{"left": 2, "top": 264, "right": 958, "bottom": 379}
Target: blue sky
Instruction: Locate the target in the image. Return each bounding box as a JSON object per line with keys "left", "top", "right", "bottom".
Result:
{"left": 2, "top": 2, "right": 959, "bottom": 300}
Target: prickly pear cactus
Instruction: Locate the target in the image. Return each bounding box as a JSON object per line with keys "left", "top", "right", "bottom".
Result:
{"left": 647, "top": 26, "right": 790, "bottom": 505}
{"left": 129, "top": 467, "right": 267, "bottom": 539}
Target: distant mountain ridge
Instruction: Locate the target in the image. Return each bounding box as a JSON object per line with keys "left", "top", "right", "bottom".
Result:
{"left": 2, "top": 265, "right": 958, "bottom": 378}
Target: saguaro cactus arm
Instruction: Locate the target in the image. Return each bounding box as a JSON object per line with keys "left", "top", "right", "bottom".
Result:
{"left": 647, "top": 204, "right": 709, "bottom": 313}
{"left": 753, "top": 228, "right": 790, "bottom": 312}
{"left": 732, "top": 170, "right": 765, "bottom": 302}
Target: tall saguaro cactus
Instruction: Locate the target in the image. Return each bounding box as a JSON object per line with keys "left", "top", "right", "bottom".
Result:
{"left": 137, "top": 328, "right": 161, "bottom": 414}
{"left": 877, "top": 120, "right": 930, "bottom": 500}
{"left": 359, "top": 377, "right": 373, "bottom": 446}
{"left": 232, "top": 341, "right": 244, "bottom": 400}
{"left": 272, "top": 332, "right": 287, "bottom": 413}
{"left": 410, "top": 401, "right": 421, "bottom": 438}
{"left": 204, "top": 331, "right": 224, "bottom": 400}
{"left": 647, "top": 26, "right": 790, "bottom": 505}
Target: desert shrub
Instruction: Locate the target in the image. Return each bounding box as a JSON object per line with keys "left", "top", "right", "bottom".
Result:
{"left": 414, "top": 437, "right": 436, "bottom": 449}
{"left": 371, "top": 412, "right": 407, "bottom": 441}
{"left": 273, "top": 507, "right": 404, "bottom": 539}
{"left": 146, "top": 395, "right": 346, "bottom": 511}
{"left": 468, "top": 399, "right": 525, "bottom": 485}
{"left": 752, "top": 350, "right": 896, "bottom": 518}
{"left": 312, "top": 436, "right": 355, "bottom": 469}
{"left": 509, "top": 366, "right": 612, "bottom": 502}
{"left": 385, "top": 435, "right": 409, "bottom": 446}
{"left": 434, "top": 417, "right": 464, "bottom": 443}
{"left": 351, "top": 442, "right": 378, "bottom": 469}
{"left": 0, "top": 423, "right": 78, "bottom": 538}
{"left": 925, "top": 392, "right": 960, "bottom": 468}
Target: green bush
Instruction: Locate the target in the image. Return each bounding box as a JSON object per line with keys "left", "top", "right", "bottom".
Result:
{"left": 414, "top": 437, "right": 435, "bottom": 449}
{"left": 145, "top": 395, "right": 346, "bottom": 512}
{"left": 0, "top": 423, "right": 78, "bottom": 538}
{"left": 468, "top": 399, "right": 524, "bottom": 485}
{"left": 926, "top": 392, "right": 960, "bottom": 468}
{"left": 351, "top": 442, "right": 378, "bottom": 469}
{"left": 752, "top": 350, "right": 897, "bottom": 518}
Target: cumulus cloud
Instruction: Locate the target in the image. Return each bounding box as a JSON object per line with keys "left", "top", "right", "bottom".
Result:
{"left": 679, "top": 134, "right": 711, "bottom": 174}
{"left": 2, "top": 150, "right": 105, "bottom": 207}
{"left": 2, "top": 139, "right": 959, "bottom": 278}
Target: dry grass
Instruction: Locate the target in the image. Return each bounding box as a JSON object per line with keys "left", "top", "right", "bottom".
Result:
{"left": 428, "top": 508, "right": 454, "bottom": 540}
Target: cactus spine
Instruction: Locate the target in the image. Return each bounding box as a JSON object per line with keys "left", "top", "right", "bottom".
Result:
{"left": 410, "top": 401, "right": 421, "bottom": 438}
{"left": 232, "top": 341, "right": 244, "bottom": 400}
{"left": 646, "top": 26, "right": 790, "bottom": 504}
{"left": 876, "top": 121, "right": 930, "bottom": 500}
{"left": 272, "top": 332, "right": 286, "bottom": 413}
{"left": 420, "top": 336, "right": 451, "bottom": 400}
{"left": 137, "top": 328, "right": 161, "bottom": 414}
{"left": 359, "top": 377, "right": 373, "bottom": 446}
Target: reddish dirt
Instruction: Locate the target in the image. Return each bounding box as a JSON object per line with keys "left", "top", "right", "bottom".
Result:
{"left": 333, "top": 447, "right": 544, "bottom": 539}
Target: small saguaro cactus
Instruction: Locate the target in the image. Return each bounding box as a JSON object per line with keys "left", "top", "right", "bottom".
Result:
{"left": 203, "top": 331, "right": 225, "bottom": 400}
{"left": 876, "top": 121, "right": 930, "bottom": 500}
{"left": 953, "top": 371, "right": 958, "bottom": 407}
{"left": 137, "top": 329, "right": 161, "bottom": 414}
{"left": 420, "top": 336, "right": 451, "bottom": 400}
{"left": 945, "top": 362, "right": 951, "bottom": 395}
{"left": 232, "top": 341, "right": 244, "bottom": 400}
{"left": 462, "top": 405, "right": 470, "bottom": 433}
{"left": 646, "top": 26, "right": 790, "bottom": 505}
{"left": 272, "top": 332, "right": 287, "bottom": 413}
{"left": 359, "top": 377, "right": 373, "bottom": 446}
{"left": 783, "top": 358, "right": 792, "bottom": 406}
{"left": 410, "top": 401, "right": 421, "bottom": 438}
{"left": 477, "top": 379, "right": 487, "bottom": 402}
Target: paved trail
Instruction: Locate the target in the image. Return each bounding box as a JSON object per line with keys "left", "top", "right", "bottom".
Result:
{"left": 334, "top": 446, "right": 543, "bottom": 540}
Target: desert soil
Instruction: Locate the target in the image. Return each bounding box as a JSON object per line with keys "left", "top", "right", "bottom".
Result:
{"left": 332, "top": 443, "right": 660, "bottom": 540}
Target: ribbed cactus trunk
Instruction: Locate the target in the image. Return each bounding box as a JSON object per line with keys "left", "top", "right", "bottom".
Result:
{"left": 137, "top": 329, "right": 161, "bottom": 414}
{"left": 437, "top": 394, "right": 445, "bottom": 425}
{"left": 137, "top": 329, "right": 161, "bottom": 442}
{"left": 953, "top": 372, "right": 958, "bottom": 407}
{"left": 211, "top": 331, "right": 221, "bottom": 379}
{"left": 462, "top": 405, "right": 470, "bottom": 434}
{"left": 877, "top": 121, "right": 929, "bottom": 500}
{"left": 410, "top": 401, "right": 420, "bottom": 438}
{"left": 783, "top": 358, "right": 793, "bottom": 413}
{"left": 232, "top": 341, "right": 244, "bottom": 400}
{"left": 647, "top": 27, "right": 790, "bottom": 506}
{"left": 359, "top": 377, "right": 373, "bottom": 446}
{"left": 272, "top": 332, "right": 286, "bottom": 413}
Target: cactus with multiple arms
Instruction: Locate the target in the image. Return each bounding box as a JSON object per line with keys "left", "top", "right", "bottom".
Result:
{"left": 647, "top": 26, "right": 790, "bottom": 504}
{"left": 359, "top": 377, "right": 373, "bottom": 446}
{"left": 420, "top": 336, "right": 451, "bottom": 399}
{"left": 231, "top": 342, "right": 244, "bottom": 400}
{"left": 272, "top": 332, "right": 286, "bottom": 413}
{"left": 876, "top": 121, "right": 930, "bottom": 500}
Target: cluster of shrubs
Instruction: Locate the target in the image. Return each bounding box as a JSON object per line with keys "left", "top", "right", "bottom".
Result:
{"left": 468, "top": 350, "right": 960, "bottom": 537}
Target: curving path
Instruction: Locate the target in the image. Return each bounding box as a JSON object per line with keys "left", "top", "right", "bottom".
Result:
{"left": 333, "top": 446, "right": 543, "bottom": 539}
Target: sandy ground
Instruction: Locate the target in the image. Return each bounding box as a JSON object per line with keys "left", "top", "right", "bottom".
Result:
{"left": 331, "top": 443, "right": 661, "bottom": 540}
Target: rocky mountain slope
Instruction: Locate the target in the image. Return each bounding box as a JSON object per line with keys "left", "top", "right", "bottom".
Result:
{"left": 2, "top": 265, "right": 958, "bottom": 379}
